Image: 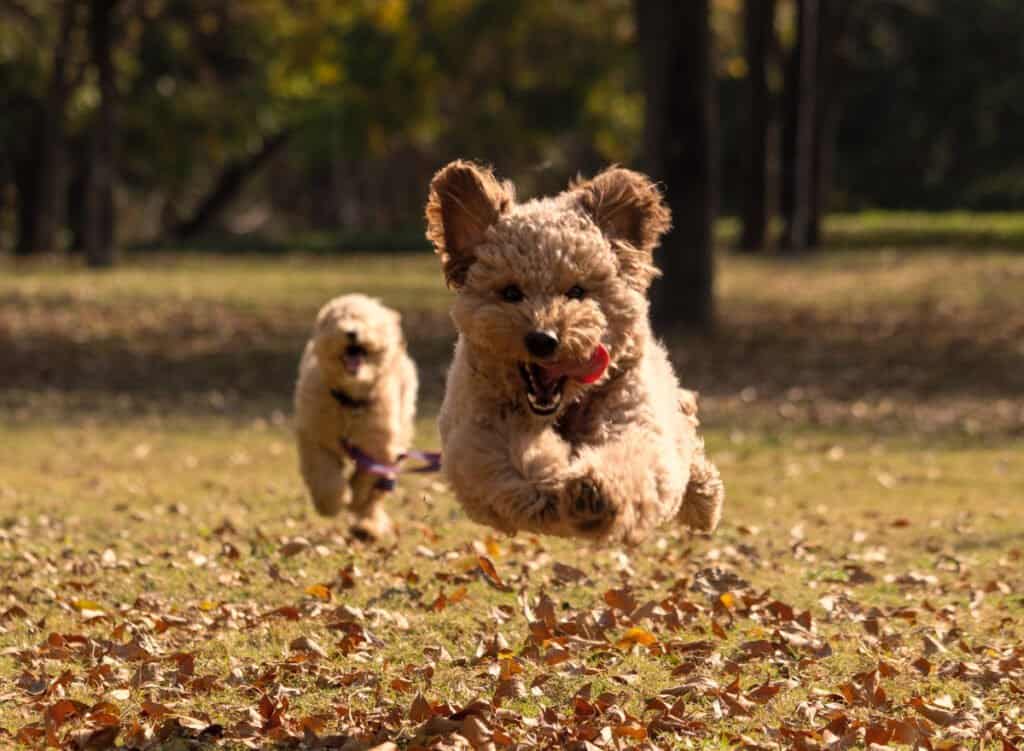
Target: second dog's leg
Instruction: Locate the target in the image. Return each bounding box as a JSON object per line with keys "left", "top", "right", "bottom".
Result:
{"left": 348, "top": 471, "right": 395, "bottom": 540}
{"left": 298, "top": 436, "right": 351, "bottom": 516}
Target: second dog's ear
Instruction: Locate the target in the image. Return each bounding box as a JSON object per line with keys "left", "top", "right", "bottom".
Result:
{"left": 426, "top": 160, "right": 513, "bottom": 287}
{"left": 574, "top": 167, "right": 671, "bottom": 255}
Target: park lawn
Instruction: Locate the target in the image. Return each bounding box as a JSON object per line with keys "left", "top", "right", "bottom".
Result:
{"left": 1, "top": 239, "right": 1023, "bottom": 748}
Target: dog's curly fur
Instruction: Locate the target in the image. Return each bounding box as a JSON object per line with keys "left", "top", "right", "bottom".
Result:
{"left": 426, "top": 161, "right": 724, "bottom": 544}
{"left": 294, "top": 294, "right": 417, "bottom": 539}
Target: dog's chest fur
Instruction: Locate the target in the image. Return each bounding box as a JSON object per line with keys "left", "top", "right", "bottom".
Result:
{"left": 295, "top": 349, "right": 409, "bottom": 463}
{"left": 555, "top": 375, "right": 625, "bottom": 446}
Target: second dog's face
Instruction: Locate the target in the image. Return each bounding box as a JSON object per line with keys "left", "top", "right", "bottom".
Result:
{"left": 313, "top": 295, "right": 403, "bottom": 394}
{"left": 427, "top": 162, "right": 670, "bottom": 418}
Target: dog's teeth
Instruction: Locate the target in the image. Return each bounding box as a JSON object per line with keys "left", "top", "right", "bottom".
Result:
{"left": 522, "top": 363, "right": 564, "bottom": 415}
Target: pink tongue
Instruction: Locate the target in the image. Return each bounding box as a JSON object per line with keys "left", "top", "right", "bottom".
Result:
{"left": 542, "top": 344, "right": 610, "bottom": 385}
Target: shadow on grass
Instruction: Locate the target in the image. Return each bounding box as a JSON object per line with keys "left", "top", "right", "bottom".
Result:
{"left": 673, "top": 306, "right": 1024, "bottom": 401}
{"left": 1, "top": 299, "right": 454, "bottom": 419}
{"left": 4, "top": 290, "right": 1022, "bottom": 430}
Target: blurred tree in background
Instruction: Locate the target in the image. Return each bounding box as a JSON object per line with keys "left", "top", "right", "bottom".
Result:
{"left": 737, "top": 0, "right": 774, "bottom": 253}
{"left": 1, "top": 0, "right": 638, "bottom": 257}
{"left": 2, "top": 0, "right": 1024, "bottom": 321}
{"left": 636, "top": 0, "right": 716, "bottom": 331}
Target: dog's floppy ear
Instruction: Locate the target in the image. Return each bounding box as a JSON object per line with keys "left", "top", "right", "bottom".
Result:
{"left": 426, "top": 160, "right": 513, "bottom": 287}
{"left": 573, "top": 167, "right": 671, "bottom": 286}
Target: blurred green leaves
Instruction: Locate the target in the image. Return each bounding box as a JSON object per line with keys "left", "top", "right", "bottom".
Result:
{"left": 2, "top": 0, "right": 644, "bottom": 236}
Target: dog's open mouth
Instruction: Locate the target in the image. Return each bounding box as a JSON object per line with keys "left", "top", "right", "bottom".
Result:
{"left": 343, "top": 344, "right": 368, "bottom": 374}
{"left": 519, "top": 362, "right": 567, "bottom": 415}
{"left": 518, "top": 344, "right": 610, "bottom": 416}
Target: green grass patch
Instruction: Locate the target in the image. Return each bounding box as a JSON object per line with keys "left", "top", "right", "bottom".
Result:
{"left": 1, "top": 240, "right": 1023, "bottom": 747}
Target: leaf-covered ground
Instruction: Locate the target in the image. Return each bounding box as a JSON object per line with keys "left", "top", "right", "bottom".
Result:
{"left": 1, "top": 239, "right": 1023, "bottom": 749}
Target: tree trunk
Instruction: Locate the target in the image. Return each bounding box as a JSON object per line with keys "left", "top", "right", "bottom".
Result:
{"left": 807, "top": 0, "right": 851, "bottom": 246}
{"left": 739, "top": 0, "right": 775, "bottom": 253}
{"left": 778, "top": 0, "right": 799, "bottom": 247}
{"left": 32, "top": 0, "right": 78, "bottom": 255}
{"left": 13, "top": 139, "right": 40, "bottom": 257}
{"left": 636, "top": 0, "right": 717, "bottom": 332}
{"left": 84, "top": 0, "right": 117, "bottom": 268}
{"left": 169, "top": 129, "right": 291, "bottom": 242}
{"left": 11, "top": 1, "right": 78, "bottom": 256}
{"left": 781, "top": 0, "right": 819, "bottom": 253}
{"left": 781, "top": 0, "right": 844, "bottom": 252}
{"left": 67, "top": 139, "right": 88, "bottom": 253}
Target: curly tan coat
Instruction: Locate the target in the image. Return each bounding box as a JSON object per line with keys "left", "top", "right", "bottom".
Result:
{"left": 426, "top": 161, "right": 723, "bottom": 544}
{"left": 294, "top": 294, "right": 417, "bottom": 539}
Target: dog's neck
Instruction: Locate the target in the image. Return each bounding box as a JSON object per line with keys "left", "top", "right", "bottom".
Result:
{"left": 330, "top": 387, "right": 372, "bottom": 410}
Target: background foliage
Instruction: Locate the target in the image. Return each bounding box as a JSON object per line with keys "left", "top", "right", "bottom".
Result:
{"left": 3, "top": 0, "right": 1023, "bottom": 254}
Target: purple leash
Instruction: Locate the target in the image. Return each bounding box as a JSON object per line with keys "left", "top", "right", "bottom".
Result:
{"left": 341, "top": 441, "right": 442, "bottom": 491}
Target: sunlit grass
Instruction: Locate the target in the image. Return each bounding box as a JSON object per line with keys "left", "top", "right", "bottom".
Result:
{"left": 1, "top": 226, "right": 1023, "bottom": 745}
{"left": 0, "top": 252, "right": 451, "bottom": 313}
{"left": 1, "top": 412, "right": 1020, "bottom": 740}
{"left": 717, "top": 209, "right": 1024, "bottom": 248}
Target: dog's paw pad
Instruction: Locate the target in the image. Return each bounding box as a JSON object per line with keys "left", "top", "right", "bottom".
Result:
{"left": 566, "top": 476, "right": 617, "bottom": 534}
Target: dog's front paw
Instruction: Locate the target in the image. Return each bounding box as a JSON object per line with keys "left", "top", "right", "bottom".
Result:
{"left": 563, "top": 474, "right": 618, "bottom": 536}
{"left": 350, "top": 506, "right": 395, "bottom": 542}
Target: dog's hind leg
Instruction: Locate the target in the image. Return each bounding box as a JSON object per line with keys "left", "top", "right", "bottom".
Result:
{"left": 677, "top": 445, "right": 724, "bottom": 533}
{"left": 349, "top": 471, "right": 395, "bottom": 541}
{"left": 674, "top": 391, "right": 724, "bottom": 532}
{"left": 298, "top": 435, "right": 351, "bottom": 516}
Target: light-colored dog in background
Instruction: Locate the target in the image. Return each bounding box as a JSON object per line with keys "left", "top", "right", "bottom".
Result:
{"left": 294, "top": 294, "right": 417, "bottom": 540}
{"left": 426, "top": 161, "right": 724, "bottom": 544}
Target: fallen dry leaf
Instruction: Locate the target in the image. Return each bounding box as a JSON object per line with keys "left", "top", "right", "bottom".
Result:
{"left": 615, "top": 627, "right": 657, "bottom": 650}
{"left": 304, "top": 583, "right": 332, "bottom": 601}
{"left": 477, "top": 555, "right": 511, "bottom": 591}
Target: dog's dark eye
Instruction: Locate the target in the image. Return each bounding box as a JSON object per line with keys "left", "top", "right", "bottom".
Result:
{"left": 566, "top": 285, "right": 586, "bottom": 300}
{"left": 501, "top": 285, "right": 524, "bottom": 303}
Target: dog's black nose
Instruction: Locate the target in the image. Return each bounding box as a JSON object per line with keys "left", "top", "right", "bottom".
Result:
{"left": 524, "top": 330, "right": 559, "bottom": 358}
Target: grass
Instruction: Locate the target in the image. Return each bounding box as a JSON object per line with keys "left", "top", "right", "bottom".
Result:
{"left": 1, "top": 252, "right": 451, "bottom": 310}
{"left": 718, "top": 209, "right": 1024, "bottom": 249}
{"left": 2, "top": 226, "right": 1023, "bottom": 748}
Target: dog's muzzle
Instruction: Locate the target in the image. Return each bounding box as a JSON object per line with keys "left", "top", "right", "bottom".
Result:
{"left": 517, "top": 344, "right": 611, "bottom": 416}
{"left": 343, "top": 344, "right": 367, "bottom": 374}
